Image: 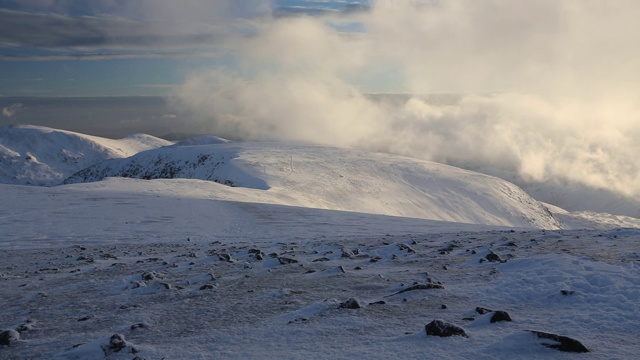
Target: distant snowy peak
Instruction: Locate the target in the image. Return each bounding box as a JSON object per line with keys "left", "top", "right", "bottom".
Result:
{"left": 64, "top": 142, "right": 561, "bottom": 229}
{"left": 0, "top": 125, "right": 172, "bottom": 186}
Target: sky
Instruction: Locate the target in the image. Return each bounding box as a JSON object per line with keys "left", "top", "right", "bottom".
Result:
{"left": 0, "top": 0, "right": 371, "bottom": 96}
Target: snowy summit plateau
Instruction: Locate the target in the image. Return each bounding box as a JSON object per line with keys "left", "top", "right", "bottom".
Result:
{"left": 1, "top": 124, "right": 639, "bottom": 359}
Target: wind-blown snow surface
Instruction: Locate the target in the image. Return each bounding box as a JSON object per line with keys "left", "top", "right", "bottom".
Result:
{"left": 0, "top": 125, "right": 171, "bottom": 186}
{"left": 64, "top": 142, "right": 560, "bottom": 229}
{"left": 2, "top": 128, "right": 640, "bottom": 359}
{"left": 0, "top": 180, "right": 639, "bottom": 359}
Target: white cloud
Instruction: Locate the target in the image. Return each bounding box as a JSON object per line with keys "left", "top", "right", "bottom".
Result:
{"left": 171, "top": 1, "right": 640, "bottom": 200}
{"left": 2, "top": 103, "right": 24, "bottom": 118}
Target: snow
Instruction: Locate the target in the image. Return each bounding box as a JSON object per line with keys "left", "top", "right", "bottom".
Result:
{"left": 63, "top": 142, "right": 561, "bottom": 229}
{"left": 0, "top": 125, "right": 171, "bottom": 186}
{"left": 1, "top": 127, "right": 640, "bottom": 359}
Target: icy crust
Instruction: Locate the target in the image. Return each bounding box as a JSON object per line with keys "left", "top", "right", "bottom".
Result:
{"left": 0, "top": 229, "right": 638, "bottom": 359}
{"left": 63, "top": 143, "right": 560, "bottom": 229}
{"left": 0, "top": 125, "right": 171, "bottom": 186}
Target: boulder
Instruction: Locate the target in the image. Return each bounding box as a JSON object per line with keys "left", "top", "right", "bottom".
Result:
{"left": 425, "top": 320, "right": 468, "bottom": 338}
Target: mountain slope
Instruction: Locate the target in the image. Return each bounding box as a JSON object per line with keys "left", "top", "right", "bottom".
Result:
{"left": 64, "top": 142, "right": 560, "bottom": 229}
{"left": 0, "top": 125, "right": 172, "bottom": 186}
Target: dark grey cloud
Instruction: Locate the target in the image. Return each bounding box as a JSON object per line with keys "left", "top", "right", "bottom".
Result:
{"left": 0, "top": 9, "right": 221, "bottom": 50}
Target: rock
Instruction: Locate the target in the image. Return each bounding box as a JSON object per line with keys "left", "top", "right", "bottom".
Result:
{"left": 475, "top": 307, "right": 493, "bottom": 315}
{"left": 142, "top": 272, "right": 157, "bottom": 281}
{"left": 369, "top": 301, "right": 386, "bottom": 305}
{"left": 387, "top": 283, "right": 444, "bottom": 297}
{"left": 108, "top": 333, "right": 127, "bottom": 352}
{"left": 278, "top": 257, "right": 299, "bottom": 265}
{"left": 398, "top": 244, "right": 417, "bottom": 253}
{"left": 561, "top": 289, "right": 576, "bottom": 296}
{"left": 341, "top": 249, "right": 355, "bottom": 258}
{"left": 481, "top": 252, "right": 506, "bottom": 263}
{"left": 199, "top": 284, "right": 215, "bottom": 290}
{"left": 490, "top": 311, "right": 513, "bottom": 323}
{"left": 312, "top": 257, "right": 330, "bottom": 262}
{"left": 218, "top": 254, "right": 233, "bottom": 262}
{"left": 15, "top": 320, "right": 35, "bottom": 333}
{"left": 527, "top": 330, "right": 589, "bottom": 353}
{"left": 339, "top": 298, "right": 362, "bottom": 309}
{"left": 425, "top": 320, "right": 468, "bottom": 338}
{"left": 77, "top": 315, "right": 94, "bottom": 322}
{"left": 0, "top": 329, "right": 20, "bottom": 346}
{"left": 130, "top": 323, "right": 149, "bottom": 331}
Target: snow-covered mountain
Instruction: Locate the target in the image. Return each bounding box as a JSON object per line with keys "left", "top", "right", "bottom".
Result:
{"left": 64, "top": 142, "right": 560, "bottom": 229}
{"left": 0, "top": 125, "right": 172, "bottom": 186}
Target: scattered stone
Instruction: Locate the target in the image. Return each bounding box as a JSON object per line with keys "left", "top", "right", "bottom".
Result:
{"left": 288, "top": 317, "right": 309, "bottom": 324}
{"left": 339, "top": 298, "right": 362, "bottom": 309}
{"left": 159, "top": 282, "right": 172, "bottom": 290}
{"left": 490, "top": 311, "right": 513, "bottom": 323}
{"left": 341, "top": 249, "right": 355, "bottom": 258}
{"left": 77, "top": 315, "right": 94, "bottom": 322}
{"left": 278, "top": 257, "right": 299, "bottom": 265}
{"left": 387, "top": 283, "right": 444, "bottom": 297}
{"left": 369, "top": 301, "right": 386, "bottom": 305}
{"left": 481, "top": 252, "right": 506, "bottom": 263}
{"left": 142, "top": 272, "right": 157, "bottom": 281}
{"left": 370, "top": 256, "right": 382, "bottom": 263}
{"left": 199, "top": 284, "right": 215, "bottom": 290}
{"left": 218, "top": 254, "right": 233, "bottom": 262}
{"left": 132, "top": 281, "right": 146, "bottom": 289}
{"left": 312, "top": 257, "right": 330, "bottom": 262}
{"left": 0, "top": 329, "right": 20, "bottom": 346}
{"left": 354, "top": 266, "right": 363, "bottom": 270}
{"left": 441, "top": 304, "right": 448, "bottom": 309}
{"left": 130, "top": 323, "right": 149, "bottom": 331}
{"left": 101, "top": 253, "right": 118, "bottom": 260}
{"left": 561, "top": 290, "right": 576, "bottom": 296}
{"left": 107, "top": 333, "right": 127, "bottom": 352}
{"left": 527, "top": 330, "right": 589, "bottom": 353}
{"left": 398, "top": 244, "right": 416, "bottom": 253}
{"left": 475, "top": 307, "right": 493, "bottom": 315}
{"left": 425, "top": 320, "right": 468, "bottom": 338}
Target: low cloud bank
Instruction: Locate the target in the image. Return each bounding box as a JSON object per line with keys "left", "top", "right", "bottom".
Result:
{"left": 171, "top": 1, "right": 640, "bottom": 200}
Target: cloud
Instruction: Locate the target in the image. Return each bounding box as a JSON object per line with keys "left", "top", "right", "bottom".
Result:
{"left": 2, "top": 102, "right": 24, "bottom": 117}
{"left": 172, "top": 0, "right": 640, "bottom": 201}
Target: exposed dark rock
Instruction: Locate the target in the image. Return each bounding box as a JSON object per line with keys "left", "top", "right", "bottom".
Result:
{"left": 218, "top": 254, "right": 233, "bottom": 262}
{"left": 387, "top": 283, "right": 444, "bottom": 297}
{"left": 312, "top": 257, "right": 330, "bottom": 262}
{"left": 481, "top": 252, "right": 506, "bottom": 263}
{"left": 130, "top": 323, "right": 149, "bottom": 331}
{"left": 425, "top": 320, "right": 468, "bottom": 338}
{"left": 15, "top": 320, "right": 35, "bottom": 333}
{"left": 142, "top": 272, "right": 157, "bottom": 281}
{"left": 199, "top": 284, "right": 215, "bottom": 290}
{"left": 77, "top": 315, "right": 94, "bottom": 322}
{"left": 369, "top": 301, "right": 386, "bottom": 305}
{"left": 475, "top": 307, "right": 493, "bottom": 315}
{"left": 339, "top": 298, "right": 362, "bottom": 309}
{"left": 0, "top": 329, "right": 20, "bottom": 346}
{"left": 561, "top": 290, "right": 576, "bottom": 296}
{"left": 370, "top": 256, "right": 382, "bottom": 263}
{"left": 441, "top": 304, "right": 448, "bottom": 309}
{"left": 398, "top": 244, "right": 416, "bottom": 253}
{"left": 278, "top": 257, "right": 299, "bottom": 265}
{"left": 288, "top": 317, "right": 309, "bottom": 324}
{"left": 527, "top": 330, "right": 589, "bottom": 353}
{"left": 108, "top": 333, "right": 127, "bottom": 352}
{"left": 490, "top": 311, "right": 513, "bottom": 323}
{"left": 341, "top": 249, "right": 355, "bottom": 258}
